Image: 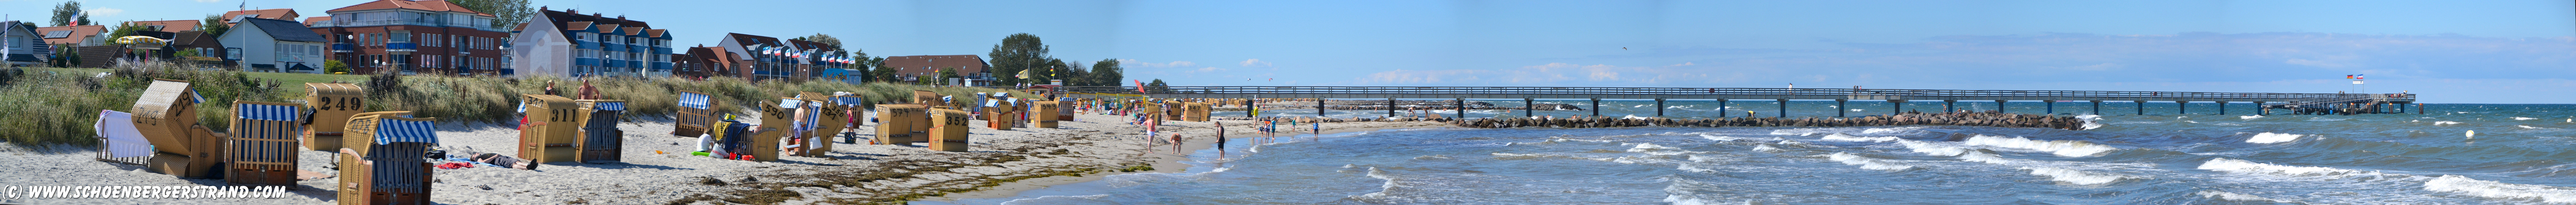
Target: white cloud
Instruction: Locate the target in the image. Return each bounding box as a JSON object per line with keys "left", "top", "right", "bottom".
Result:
{"left": 1118, "top": 59, "right": 1196, "bottom": 68}
{"left": 1192, "top": 67, "right": 1228, "bottom": 73}
{"left": 1239, "top": 59, "right": 1272, "bottom": 67}
{"left": 84, "top": 8, "right": 124, "bottom": 18}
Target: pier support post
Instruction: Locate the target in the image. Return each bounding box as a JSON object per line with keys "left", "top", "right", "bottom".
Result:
{"left": 2047, "top": 100, "right": 2056, "bottom": 114}
{"left": 1777, "top": 99, "right": 1788, "bottom": 118}
{"left": 1247, "top": 98, "right": 1256, "bottom": 117}
{"left": 1656, "top": 98, "right": 1667, "bottom": 117}
{"left": 1590, "top": 98, "right": 1601, "bottom": 117}
{"left": 1995, "top": 100, "right": 2008, "bottom": 113}
{"left": 1891, "top": 100, "right": 1905, "bottom": 115}
{"left": 2177, "top": 101, "right": 2188, "bottom": 114}
{"left": 1836, "top": 99, "right": 1848, "bottom": 117}
{"left": 2091, "top": 100, "right": 2102, "bottom": 115}
{"left": 2257, "top": 101, "right": 2268, "bottom": 115}
{"left": 1719, "top": 99, "right": 1730, "bottom": 118}
{"left": 1388, "top": 98, "right": 1397, "bottom": 118}
{"left": 2217, "top": 101, "right": 2227, "bottom": 115}
{"left": 2417, "top": 103, "right": 2424, "bottom": 114}
{"left": 1944, "top": 100, "right": 1956, "bottom": 112}
{"left": 1457, "top": 98, "right": 1466, "bottom": 118}
{"left": 2134, "top": 101, "right": 2146, "bottom": 115}
{"left": 1317, "top": 98, "right": 1325, "bottom": 118}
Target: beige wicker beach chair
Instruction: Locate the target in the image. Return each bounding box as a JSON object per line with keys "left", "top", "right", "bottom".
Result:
{"left": 929, "top": 108, "right": 972, "bottom": 152}
{"left": 305, "top": 83, "right": 363, "bottom": 151}
{"left": 673, "top": 90, "right": 716, "bottom": 137}
{"left": 520, "top": 94, "right": 579, "bottom": 163}
{"left": 226, "top": 101, "right": 305, "bottom": 187}
{"left": 337, "top": 112, "right": 438, "bottom": 205}
{"left": 875, "top": 104, "right": 927, "bottom": 146}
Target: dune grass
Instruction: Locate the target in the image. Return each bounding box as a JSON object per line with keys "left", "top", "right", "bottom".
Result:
{"left": 2, "top": 61, "right": 1027, "bottom": 148}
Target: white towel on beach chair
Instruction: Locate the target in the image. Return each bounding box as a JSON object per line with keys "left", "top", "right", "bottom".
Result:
{"left": 94, "top": 110, "right": 153, "bottom": 158}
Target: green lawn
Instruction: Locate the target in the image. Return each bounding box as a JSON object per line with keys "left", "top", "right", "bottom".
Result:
{"left": 27, "top": 66, "right": 367, "bottom": 94}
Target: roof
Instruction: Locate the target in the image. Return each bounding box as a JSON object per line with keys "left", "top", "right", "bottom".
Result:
{"left": 728, "top": 33, "right": 781, "bottom": 48}
{"left": 221, "top": 9, "right": 300, "bottom": 22}
{"left": 328, "top": 0, "right": 491, "bottom": 17}
{"left": 170, "top": 31, "right": 223, "bottom": 48}
{"left": 535, "top": 9, "right": 652, "bottom": 40}
{"left": 645, "top": 29, "right": 666, "bottom": 38}
{"left": 700, "top": 46, "right": 737, "bottom": 64}
{"left": 127, "top": 20, "right": 199, "bottom": 32}
{"left": 301, "top": 16, "right": 331, "bottom": 26}
{"left": 886, "top": 55, "right": 991, "bottom": 76}
{"left": 32, "top": 25, "right": 105, "bottom": 45}
{"left": 237, "top": 17, "right": 328, "bottom": 43}
{"left": 786, "top": 39, "right": 835, "bottom": 53}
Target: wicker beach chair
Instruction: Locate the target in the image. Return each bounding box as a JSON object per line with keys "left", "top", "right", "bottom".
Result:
{"left": 1033, "top": 101, "right": 1061, "bottom": 128}
{"left": 575, "top": 100, "right": 626, "bottom": 163}
{"left": 873, "top": 104, "right": 927, "bottom": 146}
{"left": 132, "top": 79, "right": 225, "bottom": 177}
{"left": 929, "top": 108, "right": 972, "bottom": 152}
{"left": 93, "top": 110, "right": 153, "bottom": 165}
{"left": 226, "top": 101, "right": 305, "bottom": 187}
{"left": 336, "top": 113, "right": 438, "bottom": 205}
{"left": 747, "top": 98, "right": 795, "bottom": 162}
{"left": 674, "top": 91, "right": 716, "bottom": 137}
{"left": 520, "top": 94, "right": 579, "bottom": 163}
{"left": 823, "top": 94, "right": 864, "bottom": 150}
{"left": 986, "top": 97, "right": 1018, "bottom": 131}
{"left": 1057, "top": 98, "right": 1077, "bottom": 121}
{"left": 305, "top": 83, "right": 363, "bottom": 151}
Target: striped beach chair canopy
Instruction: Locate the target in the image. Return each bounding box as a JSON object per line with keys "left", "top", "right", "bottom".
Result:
{"left": 778, "top": 99, "right": 802, "bottom": 109}
{"left": 679, "top": 92, "right": 712, "bottom": 109}
{"left": 373, "top": 119, "right": 439, "bottom": 145}
{"left": 834, "top": 96, "right": 864, "bottom": 105}
{"left": 236, "top": 103, "right": 302, "bottom": 121}
{"left": 596, "top": 101, "right": 626, "bottom": 111}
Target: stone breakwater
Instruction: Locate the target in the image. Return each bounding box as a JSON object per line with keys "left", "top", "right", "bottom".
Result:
{"left": 1213, "top": 104, "right": 1584, "bottom": 111}
{"left": 1219, "top": 111, "right": 2089, "bottom": 130}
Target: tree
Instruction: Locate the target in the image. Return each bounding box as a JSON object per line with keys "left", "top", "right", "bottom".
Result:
{"left": 1089, "top": 59, "right": 1124, "bottom": 86}
{"left": 936, "top": 67, "right": 960, "bottom": 86}
{"left": 1062, "top": 60, "right": 1090, "bottom": 86}
{"left": 448, "top": 0, "right": 534, "bottom": 29}
{"left": 103, "top": 22, "right": 149, "bottom": 44}
{"left": 986, "top": 33, "right": 1050, "bottom": 85}
{"left": 50, "top": 1, "right": 89, "bottom": 27}
{"left": 1146, "top": 79, "right": 1170, "bottom": 93}
{"left": 865, "top": 57, "right": 894, "bottom": 83}
{"left": 198, "top": 14, "right": 231, "bottom": 37}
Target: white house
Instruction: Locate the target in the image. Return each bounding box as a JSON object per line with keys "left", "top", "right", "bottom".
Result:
{"left": 509, "top": 8, "right": 674, "bottom": 78}
{"left": 221, "top": 16, "right": 328, "bottom": 73}
{"left": 2, "top": 21, "right": 49, "bottom": 67}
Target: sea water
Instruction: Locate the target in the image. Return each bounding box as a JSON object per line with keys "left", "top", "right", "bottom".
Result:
{"left": 931, "top": 103, "right": 2576, "bottom": 205}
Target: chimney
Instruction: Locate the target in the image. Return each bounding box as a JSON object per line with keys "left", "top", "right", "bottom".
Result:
{"left": 540, "top": 6, "right": 548, "bottom": 11}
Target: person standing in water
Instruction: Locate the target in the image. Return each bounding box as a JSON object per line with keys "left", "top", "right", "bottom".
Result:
{"left": 1215, "top": 121, "right": 1228, "bottom": 158}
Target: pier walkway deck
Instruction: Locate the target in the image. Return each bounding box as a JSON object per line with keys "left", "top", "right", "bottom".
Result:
{"left": 1026, "top": 86, "right": 2420, "bottom": 117}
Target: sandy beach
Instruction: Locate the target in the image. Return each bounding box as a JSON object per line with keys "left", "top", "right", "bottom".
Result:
{"left": 0, "top": 109, "right": 1448, "bottom": 205}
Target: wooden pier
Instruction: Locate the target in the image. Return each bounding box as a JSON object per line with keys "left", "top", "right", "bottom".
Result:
{"left": 1039, "top": 86, "right": 2420, "bottom": 117}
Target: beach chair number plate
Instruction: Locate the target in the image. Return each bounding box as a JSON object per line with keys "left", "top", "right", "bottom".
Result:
{"left": 316, "top": 97, "right": 361, "bottom": 111}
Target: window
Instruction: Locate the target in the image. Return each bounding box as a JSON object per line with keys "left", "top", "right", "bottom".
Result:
{"left": 630, "top": 37, "right": 642, "bottom": 45}
{"left": 578, "top": 33, "right": 592, "bottom": 41}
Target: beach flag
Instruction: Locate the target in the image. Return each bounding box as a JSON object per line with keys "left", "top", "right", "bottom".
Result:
{"left": 2356, "top": 74, "right": 2364, "bottom": 80}
{"left": 2346, "top": 75, "right": 2355, "bottom": 79}
{"left": 1135, "top": 80, "right": 1147, "bottom": 93}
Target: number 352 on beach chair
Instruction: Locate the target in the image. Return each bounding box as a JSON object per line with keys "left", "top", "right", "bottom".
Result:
{"left": 338, "top": 112, "right": 439, "bottom": 205}
{"left": 227, "top": 101, "right": 305, "bottom": 187}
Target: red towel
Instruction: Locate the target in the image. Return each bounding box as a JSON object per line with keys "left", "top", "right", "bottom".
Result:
{"left": 435, "top": 162, "right": 475, "bottom": 169}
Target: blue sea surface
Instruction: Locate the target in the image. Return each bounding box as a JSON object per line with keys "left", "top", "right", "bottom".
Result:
{"left": 933, "top": 103, "right": 2576, "bottom": 205}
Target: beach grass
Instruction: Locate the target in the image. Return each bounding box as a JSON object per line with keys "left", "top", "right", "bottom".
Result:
{"left": 2, "top": 61, "right": 1027, "bottom": 148}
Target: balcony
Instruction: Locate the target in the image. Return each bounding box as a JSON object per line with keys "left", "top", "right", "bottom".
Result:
{"left": 331, "top": 43, "right": 353, "bottom": 53}
{"left": 309, "top": 19, "right": 504, "bottom": 32}
{"left": 386, "top": 42, "right": 417, "bottom": 52}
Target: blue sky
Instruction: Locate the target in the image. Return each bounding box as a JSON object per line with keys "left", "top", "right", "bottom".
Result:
{"left": 7, "top": 0, "right": 2572, "bottom": 103}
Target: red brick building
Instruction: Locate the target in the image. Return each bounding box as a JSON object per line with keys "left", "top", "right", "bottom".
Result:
{"left": 306, "top": 0, "right": 511, "bottom": 75}
{"left": 882, "top": 55, "right": 990, "bottom": 85}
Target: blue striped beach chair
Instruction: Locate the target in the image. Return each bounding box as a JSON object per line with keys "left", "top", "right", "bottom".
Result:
{"left": 674, "top": 91, "right": 717, "bottom": 137}
{"left": 338, "top": 112, "right": 438, "bottom": 205}
{"left": 576, "top": 100, "right": 626, "bottom": 163}
{"left": 226, "top": 101, "right": 305, "bottom": 187}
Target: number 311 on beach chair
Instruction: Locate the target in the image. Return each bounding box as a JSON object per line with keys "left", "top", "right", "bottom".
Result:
{"left": 338, "top": 112, "right": 438, "bottom": 205}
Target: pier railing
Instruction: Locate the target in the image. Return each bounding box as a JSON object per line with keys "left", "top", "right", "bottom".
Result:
{"left": 1019, "top": 86, "right": 2412, "bottom": 102}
